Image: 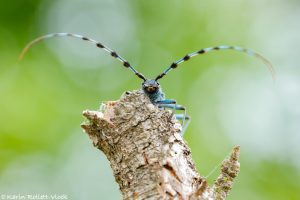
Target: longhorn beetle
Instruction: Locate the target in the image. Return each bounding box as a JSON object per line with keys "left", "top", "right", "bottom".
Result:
{"left": 20, "top": 33, "right": 275, "bottom": 136}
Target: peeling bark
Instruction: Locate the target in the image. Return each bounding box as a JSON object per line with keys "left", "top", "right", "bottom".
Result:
{"left": 81, "top": 90, "right": 240, "bottom": 200}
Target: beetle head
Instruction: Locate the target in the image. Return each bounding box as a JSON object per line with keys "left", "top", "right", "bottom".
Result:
{"left": 142, "top": 79, "right": 160, "bottom": 94}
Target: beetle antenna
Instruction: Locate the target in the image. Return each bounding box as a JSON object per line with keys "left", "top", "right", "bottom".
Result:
{"left": 155, "top": 45, "right": 275, "bottom": 81}
{"left": 19, "top": 33, "right": 146, "bottom": 81}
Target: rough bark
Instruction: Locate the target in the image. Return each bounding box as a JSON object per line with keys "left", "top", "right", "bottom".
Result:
{"left": 81, "top": 90, "right": 240, "bottom": 200}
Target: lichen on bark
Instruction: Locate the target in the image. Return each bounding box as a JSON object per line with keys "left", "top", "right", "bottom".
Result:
{"left": 81, "top": 90, "right": 240, "bottom": 200}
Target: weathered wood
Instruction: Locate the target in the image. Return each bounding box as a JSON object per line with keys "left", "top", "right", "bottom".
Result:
{"left": 81, "top": 90, "right": 240, "bottom": 200}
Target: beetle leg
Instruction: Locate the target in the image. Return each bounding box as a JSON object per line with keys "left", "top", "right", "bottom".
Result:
{"left": 175, "top": 114, "right": 191, "bottom": 136}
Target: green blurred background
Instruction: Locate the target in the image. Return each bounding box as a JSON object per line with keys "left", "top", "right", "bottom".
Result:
{"left": 0, "top": 0, "right": 299, "bottom": 199}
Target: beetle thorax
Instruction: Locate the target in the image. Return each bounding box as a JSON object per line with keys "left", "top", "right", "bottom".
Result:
{"left": 142, "top": 79, "right": 165, "bottom": 103}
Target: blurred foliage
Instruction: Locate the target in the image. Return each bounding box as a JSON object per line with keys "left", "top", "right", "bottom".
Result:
{"left": 0, "top": 0, "right": 299, "bottom": 199}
